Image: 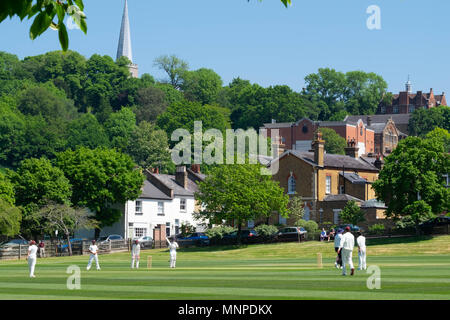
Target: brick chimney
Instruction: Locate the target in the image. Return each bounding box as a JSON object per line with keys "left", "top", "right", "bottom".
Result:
{"left": 175, "top": 166, "right": 188, "bottom": 189}
{"left": 191, "top": 164, "right": 201, "bottom": 174}
{"left": 374, "top": 154, "right": 384, "bottom": 170}
{"left": 345, "top": 139, "right": 359, "bottom": 159}
{"left": 367, "top": 116, "right": 372, "bottom": 127}
{"left": 312, "top": 131, "right": 325, "bottom": 166}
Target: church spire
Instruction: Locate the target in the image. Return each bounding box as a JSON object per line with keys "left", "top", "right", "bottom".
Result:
{"left": 117, "top": 0, "right": 133, "bottom": 63}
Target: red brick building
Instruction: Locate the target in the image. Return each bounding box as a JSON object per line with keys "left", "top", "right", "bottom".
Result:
{"left": 262, "top": 118, "right": 375, "bottom": 157}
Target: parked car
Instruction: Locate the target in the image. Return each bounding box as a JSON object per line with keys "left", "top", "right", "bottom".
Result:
{"left": 134, "top": 236, "right": 153, "bottom": 248}
{"left": 276, "top": 227, "right": 307, "bottom": 242}
{"left": 336, "top": 224, "right": 361, "bottom": 232}
{"left": 419, "top": 216, "right": 450, "bottom": 234}
{"left": 57, "top": 238, "right": 84, "bottom": 252}
{"left": 0, "top": 239, "right": 28, "bottom": 251}
{"left": 176, "top": 232, "right": 210, "bottom": 246}
{"left": 97, "top": 234, "right": 124, "bottom": 244}
{"left": 222, "top": 230, "right": 259, "bottom": 244}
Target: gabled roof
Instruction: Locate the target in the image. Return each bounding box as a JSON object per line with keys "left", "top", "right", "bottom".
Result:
{"left": 340, "top": 172, "right": 368, "bottom": 185}
{"left": 140, "top": 180, "right": 172, "bottom": 200}
{"left": 344, "top": 114, "right": 411, "bottom": 125}
{"left": 152, "top": 174, "right": 199, "bottom": 197}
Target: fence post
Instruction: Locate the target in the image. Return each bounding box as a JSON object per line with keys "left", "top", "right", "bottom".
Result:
{"left": 18, "top": 244, "right": 21, "bottom": 260}
{"left": 109, "top": 240, "right": 112, "bottom": 252}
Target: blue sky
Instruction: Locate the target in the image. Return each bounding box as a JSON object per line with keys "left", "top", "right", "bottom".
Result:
{"left": 0, "top": 0, "right": 449, "bottom": 95}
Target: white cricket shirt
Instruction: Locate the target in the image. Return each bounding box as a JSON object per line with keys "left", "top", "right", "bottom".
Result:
{"left": 89, "top": 244, "right": 98, "bottom": 254}
{"left": 132, "top": 243, "right": 141, "bottom": 255}
{"left": 339, "top": 232, "right": 355, "bottom": 251}
{"left": 28, "top": 245, "right": 38, "bottom": 259}
{"left": 357, "top": 235, "right": 366, "bottom": 249}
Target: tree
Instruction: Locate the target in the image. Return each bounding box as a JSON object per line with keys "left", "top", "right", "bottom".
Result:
{"left": 195, "top": 164, "right": 289, "bottom": 243}
{"left": 409, "top": 106, "right": 450, "bottom": 137}
{"left": 0, "top": 106, "right": 26, "bottom": 168}
{"left": 340, "top": 200, "right": 366, "bottom": 226}
{"left": 319, "top": 128, "right": 347, "bottom": 155}
{"left": 0, "top": 199, "right": 22, "bottom": 237}
{"left": 402, "top": 201, "right": 435, "bottom": 235}
{"left": 9, "top": 157, "right": 72, "bottom": 237}
{"left": 37, "top": 203, "right": 98, "bottom": 256}
{"left": 133, "top": 86, "right": 168, "bottom": 123}
{"left": 104, "top": 107, "right": 137, "bottom": 152}
{"left": 66, "top": 113, "right": 110, "bottom": 150}
{"left": 426, "top": 127, "right": 450, "bottom": 153}
{"left": 373, "top": 136, "right": 450, "bottom": 228}
{"left": 181, "top": 68, "right": 223, "bottom": 105}
{"left": 0, "top": 0, "right": 87, "bottom": 51}
{"left": 288, "top": 196, "right": 304, "bottom": 226}
{"left": 126, "top": 121, "right": 171, "bottom": 172}
{"left": 55, "top": 147, "right": 145, "bottom": 238}
{"left": 0, "top": 171, "right": 15, "bottom": 205}
{"left": 153, "top": 55, "right": 189, "bottom": 89}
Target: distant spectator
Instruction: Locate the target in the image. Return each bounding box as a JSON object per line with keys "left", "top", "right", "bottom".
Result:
{"left": 327, "top": 228, "right": 335, "bottom": 242}
{"left": 38, "top": 240, "right": 45, "bottom": 258}
{"left": 320, "top": 228, "right": 327, "bottom": 241}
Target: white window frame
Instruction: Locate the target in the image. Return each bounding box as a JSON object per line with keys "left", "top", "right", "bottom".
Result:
{"left": 180, "top": 198, "right": 187, "bottom": 212}
{"left": 134, "top": 227, "right": 146, "bottom": 238}
{"left": 157, "top": 202, "right": 165, "bottom": 216}
{"left": 135, "top": 200, "right": 143, "bottom": 215}
{"left": 326, "top": 176, "right": 332, "bottom": 194}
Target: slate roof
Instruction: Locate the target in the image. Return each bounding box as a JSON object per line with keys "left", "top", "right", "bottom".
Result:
{"left": 367, "top": 123, "right": 387, "bottom": 134}
{"left": 140, "top": 180, "right": 172, "bottom": 200}
{"left": 339, "top": 172, "right": 368, "bottom": 185}
{"left": 362, "top": 199, "right": 387, "bottom": 208}
{"left": 344, "top": 114, "right": 411, "bottom": 125}
{"left": 153, "top": 174, "right": 199, "bottom": 196}
{"left": 323, "top": 194, "right": 363, "bottom": 202}
{"left": 287, "top": 150, "right": 379, "bottom": 172}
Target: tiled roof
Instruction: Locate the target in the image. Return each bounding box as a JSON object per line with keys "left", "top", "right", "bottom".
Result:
{"left": 344, "top": 114, "right": 411, "bottom": 125}
{"left": 288, "top": 150, "right": 379, "bottom": 172}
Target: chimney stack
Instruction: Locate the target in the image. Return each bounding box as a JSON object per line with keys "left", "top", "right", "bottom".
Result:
{"left": 367, "top": 116, "right": 372, "bottom": 127}
{"left": 191, "top": 164, "right": 201, "bottom": 174}
{"left": 374, "top": 154, "right": 384, "bottom": 170}
{"left": 312, "top": 131, "right": 325, "bottom": 166}
{"left": 175, "top": 166, "right": 188, "bottom": 189}
{"left": 345, "top": 139, "right": 359, "bottom": 159}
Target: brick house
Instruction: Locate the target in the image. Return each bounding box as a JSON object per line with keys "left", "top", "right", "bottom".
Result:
{"left": 269, "top": 131, "right": 391, "bottom": 229}
{"left": 262, "top": 118, "right": 375, "bottom": 157}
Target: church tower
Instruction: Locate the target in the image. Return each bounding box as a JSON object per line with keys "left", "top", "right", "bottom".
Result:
{"left": 117, "top": 0, "right": 138, "bottom": 78}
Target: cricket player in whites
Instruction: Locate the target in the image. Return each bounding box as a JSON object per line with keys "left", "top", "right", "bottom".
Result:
{"left": 27, "top": 240, "right": 38, "bottom": 278}
{"left": 86, "top": 240, "right": 101, "bottom": 271}
{"left": 166, "top": 237, "right": 179, "bottom": 268}
{"left": 338, "top": 226, "right": 355, "bottom": 276}
{"left": 131, "top": 239, "right": 141, "bottom": 269}
{"left": 357, "top": 231, "right": 367, "bottom": 270}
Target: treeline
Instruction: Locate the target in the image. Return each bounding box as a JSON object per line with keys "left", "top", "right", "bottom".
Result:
{"left": 0, "top": 50, "right": 390, "bottom": 173}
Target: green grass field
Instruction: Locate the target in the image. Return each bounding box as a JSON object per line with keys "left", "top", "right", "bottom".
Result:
{"left": 1, "top": 235, "right": 449, "bottom": 300}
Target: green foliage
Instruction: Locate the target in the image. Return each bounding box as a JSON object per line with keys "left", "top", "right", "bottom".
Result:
{"left": 195, "top": 164, "right": 289, "bottom": 242}
{"left": 104, "top": 107, "right": 137, "bottom": 151}
{"left": 132, "top": 86, "right": 168, "bottom": 123}
{"left": 404, "top": 200, "right": 435, "bottom": 233}
{"left": 205, "top": 225, "right": 236, "bottom": 240}
{"left": 409, "top": 106, "right": 450, "bottom": 137}
{"left": 55, "top": 147, "right": 144, "bottom": 228}
{"left": 254, "top": 224, "right": 279, "bottom": 237}
{"left": 340, "top": 200, "right": 366, "bottom": 225}
{"left": 296, "top": 219, "right": 319, "bottom": 233}
{"left": 126, "top": 121, "right": 171, "bottom": 171}
{"left": 288, "top": 197, "right": 304, "bottom": 225}
{"left": 66, "top": 113, "right": 110, "bottom": 150}
{"left": 153, "top": 55, "right": 189, "bottom": 89}
{"left": 0, "top": 1, "right": 87, "bottom": 51}
{"left": 425, "top": 127, "right": 450, "bottom": 153}
{"left": 368, "top": 223, "right": 385, "bottom": 235}
{"left": 179, "top": 222, "right": 196, "bottom": 237}
{"left": 373, "top": 136, "right": 450, "bottom": 221}
{"left": 0, "top": 199, "right": 22, "bottom": 237}
{"left": 181, "top": 68, "right": 223, "bottom": 105}
{"left": 0, "top": 171, "right": 15, "bottom": 205}
{"left": 319, "top": 127, "right": 347, "bottom": 155}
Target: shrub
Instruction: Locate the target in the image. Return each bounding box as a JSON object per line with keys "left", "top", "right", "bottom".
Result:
{"left": 255, "top": 224, "right": 278, "bottom": 237}
{"left": 368, "top": 224, "right": 385, "bottom": 235}
{"left": 294, "top": 219, "right": 307, "bottom": 228}
{"left": 205, "top": 225, "right": 236, "bottom": 240}
{"left": 304, "top": 220, "right": 319, "bottom": 233}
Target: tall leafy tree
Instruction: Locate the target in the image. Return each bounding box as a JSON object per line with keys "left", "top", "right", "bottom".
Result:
{"left": 409, "top": 106, "right": 450, "bottom": 137}
{"left": 132, "top": 86, "right": 168, "bottom": 123}
{"left": 340, "top": 200, "right": 366, "bottom": 226}
{"left": 195, "top": 164, "right": 289, "bottom": 243}
{"left": 0, "top": 199, "right": 22, "bottom": 237}
{"left": 426, "top": 127, "right": 450, "bottom": 153}
{"left": 104, "top": 107, "right": 137, "bottom": 152}
{"left": 55, "top": 147, "right": 145, "bottom": 238}
{"left": 153, "top": 55, "right": 189, "bottom": 89}
{"left": 66, "top": 113, "right": 110, "bottom": 150}
{"left": 181, "top": 68, "right": 223, "bottom": 105}
{"left": 0, "top": 171, "right": 15, "bottom": 205}
{"left": 373, "top": 136, "right": 450, "bottom": 232}
{"left": 319, "top": 128, "right": 347, "bottom": 155}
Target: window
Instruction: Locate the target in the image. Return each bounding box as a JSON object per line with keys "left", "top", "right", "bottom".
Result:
{"left": 393, "top": 106, "right": 399, "bottom": 114}
{"left": 380, "top": 106, "right": 386, "bottom": 114}
{"left": 135, "top": 200, "right": 142, "bottom": 215}
{"left": 339, "top": 185, "right": 344, "bottom": 194}
{"left": 180, "top": 198, "right": 187, "bottom": 212}
{"left": 175, "top": 219, "right": 180, "bottom": 235}
{"left": 288, "top": 175, "right": 296, "bottom": 194}
{"left": 248, "top": 220, "right": 255, "bottom": 228}
{"left": 157, "top": 202, "right": 164, "bottom": 216}
{"left": 409, "top": 105, "right": 415, "bottom": 113}
{"left": 134, "top": 228, "right": 146, "bottom": 238}
{"left": 360, "top": 127, "right": 363, "bottom": 136}
{"left": 319, "top": 209, "right": 323, "bottom": 224}
{"left": 166, "top": 222, "right": 171, "bottom": 237}
{"left": 333, "top": 209, "right": 341, "bottom": 225}
{"left": 326, "top": 176, "right": 331, "bottom": 194}
{"left": 279, "top": 214, "right": 287, "bottom": 225}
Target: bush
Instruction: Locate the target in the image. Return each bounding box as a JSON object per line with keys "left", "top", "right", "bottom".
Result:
{"left": 255, "top": 224, "right": 278, "bottom": 237}
{"left": 368, "top": 224, "right": 385, "bottom": 235}
{"left": 205, "top": 225, "right": 236, "bottom": 240}
{"left": 306, "top": 231, "right": 321, "bottom": 241}
{"left": 304, "top": 220, "right": 319, "bottom": 233}
{"left": 294, "top": 219, "right": 307, "bottom": 228}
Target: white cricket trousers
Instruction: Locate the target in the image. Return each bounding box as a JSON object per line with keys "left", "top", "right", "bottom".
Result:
{"left": 87, "top": 254, "right": 100, "bottom": 270}
{"left": 341, "top": 249, "right": 354, "bottom": 275}
{"left": 131, "top": 255, "right": 140, "bottom": 268}
{"left": 170, "top": 253, "right": 177, "bottom": 268}
{"left": 28, "top": 257, "right": 36, "bottom": 277}
{"left": 358, "top": 248, "right": 367, "bottom": 270}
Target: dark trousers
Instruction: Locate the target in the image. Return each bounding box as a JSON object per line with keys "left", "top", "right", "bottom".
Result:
{"left": 335, "top": 247, "right": 342, "bottom": 266}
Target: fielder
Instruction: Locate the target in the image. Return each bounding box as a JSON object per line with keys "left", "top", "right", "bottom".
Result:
{"left": 166, "top": 237, "right": 179, "bottom": 268}
{"left": 338, "top": 226, "right": 355, "bottom": 276}
{"left": 131, "top": 240, "right": 141, "bottom": 269}
{"left": 334, "top": 229, "right": 343, "bottom": 269}
{"left": 27, "top": 240, "right": 38, "bottom": 278}
{"left": 357, "top": 231, "right": 367, "bottom": 270}
{"left": 86, "top": 240, "right": 101, "bottom": 271}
